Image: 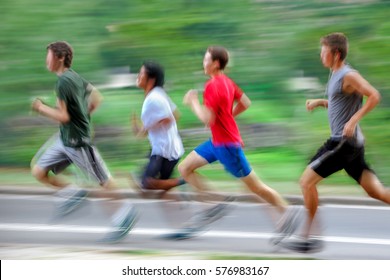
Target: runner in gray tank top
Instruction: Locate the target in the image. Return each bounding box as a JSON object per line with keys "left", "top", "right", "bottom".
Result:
{"left": 278, "top": 32, "right": 390, "bottom": 253}
{"left": 327, "top": 64, "right": 364, "bottom": 146}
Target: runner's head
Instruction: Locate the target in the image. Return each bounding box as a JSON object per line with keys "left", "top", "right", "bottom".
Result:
{"left": 207, "top": 46, "right": 229, "bottom": 69}
{"left": 203, "top": 46, "right": 229, "bottom": 76}
{"left": 320, "top": 32, "right": 348, "bottom": 61}
{"left": 141, "top": 60, "right": 165, "bottom": 88}
{"left": 46, "top": 41, "right": 73, "bottom": 70}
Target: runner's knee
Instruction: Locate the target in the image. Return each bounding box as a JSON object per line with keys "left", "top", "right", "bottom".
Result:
{"left": 31, "top": 165, "right": 48, "bottom": 182}
{"left": 365, "top": 188, "right": 381, "bottom": 200}
{"left": 142, "top": 177, "right": 153, "bottom": 189}
{"left": 178, "top": 162, "right": 189, "bottom": 178}
{"left": 101, "top": 177, "right": 116, "bottom": 190}
{"left": 299, "top": 176, "right": 314, "bottom": 194}
{"left": 362, "top": 182, "right": 384, "bottom": 200}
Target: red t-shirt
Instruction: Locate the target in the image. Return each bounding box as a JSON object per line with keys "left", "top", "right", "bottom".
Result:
{"left": 203, "top": 74, "right": 244, "bottom": 146}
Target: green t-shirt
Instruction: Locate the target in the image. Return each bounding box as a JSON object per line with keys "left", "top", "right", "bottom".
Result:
{"left": 56, "top": 69, "right": 92, "bottom": 147}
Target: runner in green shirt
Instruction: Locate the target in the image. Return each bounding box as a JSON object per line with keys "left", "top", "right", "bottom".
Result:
{"left": 31, "top": 41, "right": 137, "bottom": 242}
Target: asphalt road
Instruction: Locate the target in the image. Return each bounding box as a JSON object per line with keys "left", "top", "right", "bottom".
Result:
{"left": 1, "top": 193, "right": 390, "bottom": 259}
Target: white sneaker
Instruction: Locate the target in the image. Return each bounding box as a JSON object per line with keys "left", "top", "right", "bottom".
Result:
{"left": 100, "top": 206, "right": 138, "bottom": 243}
{"left": 54, "top": 186, "right": 88, "bottom": 217}
{"left": 128, "top": 172, "right": 145, "bottom": 192}
{"left": 270, "top": 206, "right": 302, "bottom": 246}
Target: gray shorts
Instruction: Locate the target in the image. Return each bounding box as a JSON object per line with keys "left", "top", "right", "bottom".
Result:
{"left": 33, "top": 133, "right": 110, "bottom": 185}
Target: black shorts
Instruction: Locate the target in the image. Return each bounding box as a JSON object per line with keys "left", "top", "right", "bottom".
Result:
{"left": 141, "top": 155, "right": 179, "bottom": 188}
{"left": 309, "top": 138, "right": 372, "bottom": 183}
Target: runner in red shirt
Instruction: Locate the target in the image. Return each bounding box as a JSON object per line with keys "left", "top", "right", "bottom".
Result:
{"left": 176, "top": 46, "right": 300, "bottom": 242}
{"left": 203, "top": 74, "right": 244, "bottom": 146}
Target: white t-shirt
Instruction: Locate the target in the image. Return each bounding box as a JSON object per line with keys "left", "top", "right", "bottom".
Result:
{"left": 141, "top": 87, "right": 184, "bottom": 160}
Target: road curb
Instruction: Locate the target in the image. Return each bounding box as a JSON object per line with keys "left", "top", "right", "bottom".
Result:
{"left": 0, "top": 185, "right": 387, "bottom": 206}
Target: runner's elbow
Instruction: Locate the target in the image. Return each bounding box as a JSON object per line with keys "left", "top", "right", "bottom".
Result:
{"left": 59, "top": 114, "right": 70, "bottom": 123}
{"left": 239, "top": 96, "right": 251, "bottom": 110}
{"left": 373, "top": 91, "right": 381, "bottom": 104}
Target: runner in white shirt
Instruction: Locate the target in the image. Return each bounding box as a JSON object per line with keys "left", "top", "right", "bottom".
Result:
{"left": 131, "top": 61, "right": 186, "bottom": 191}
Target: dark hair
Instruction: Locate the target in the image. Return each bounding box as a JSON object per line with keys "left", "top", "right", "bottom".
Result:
{"left": 142, "top": 60, "right": 165, "bottom": 87}
{"left": 320, "top": 32, "right": 348, "bottom": 61}
{"left": 46, "top": 41, "right": 73, "bottom": 68}
{"left": 207, "top": 46, "right": 229, "bottom": 70}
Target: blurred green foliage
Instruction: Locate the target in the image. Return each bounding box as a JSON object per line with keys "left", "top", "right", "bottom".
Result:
{"left": 1, "top": 0, "right": 389, "bottom": 187}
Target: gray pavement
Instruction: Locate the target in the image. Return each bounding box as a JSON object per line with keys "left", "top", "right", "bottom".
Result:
{"left": 1, "top": 184, "right": 390, "bottom": 260}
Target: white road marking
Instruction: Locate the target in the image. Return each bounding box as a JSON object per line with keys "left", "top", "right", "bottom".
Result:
{"left": 0, "top": 223, "right": 390, "bottom": 246}
{"left": 324, "top": 204, "right": 390, "bottom": 211}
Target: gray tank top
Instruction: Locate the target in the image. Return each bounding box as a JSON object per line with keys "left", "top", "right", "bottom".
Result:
{"left": 327, "top": 64, "right": 364, "bottom": 147}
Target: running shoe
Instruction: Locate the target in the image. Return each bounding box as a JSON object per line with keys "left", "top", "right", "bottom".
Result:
{"left": 128, "top": 172, "right": 144, "bottom": 192}
{"left": 199, "top": 196, "right": 235, "bottom": 226}
{"left": 100, "top": 206, "right": 138, "bottom": 243}
{"left": 55, "top": 188, "right": 88, "bottom": 217}
{"left": 278, "top": 235, "right": 324, "bottom": 253}
{"left": 183, "top": 196, "right": 235, "bottom": 230}
{"left": 162, "top": 227, "right": 201, "bottom": 240}
{"left": 270, "top": 206, "right": 302, "bottom": 246}
{"left": 163, "top": 196, "right": 235, "bottom": 240}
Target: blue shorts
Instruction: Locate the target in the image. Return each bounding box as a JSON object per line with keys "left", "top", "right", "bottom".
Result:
{"left": 194, "top": 139, "right": 252, "bottom": 178}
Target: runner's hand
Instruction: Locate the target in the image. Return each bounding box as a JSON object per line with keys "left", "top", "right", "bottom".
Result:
{"left": 343, "top": 118, "right": 358, "bottom": 138}
{"left": 31, "top": 98, "right": 44, "bottom": 113}
{"left": 183, "top": 89, "right": 198, "bottom": 106}
{"left": 131, "top": 113, "right": 140, "bottom": 134}
{"left": 305, "top": 99, "right": 317, "bottom": 111}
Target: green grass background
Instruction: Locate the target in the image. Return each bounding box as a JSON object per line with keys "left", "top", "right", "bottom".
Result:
{"left": 1, "top": 0, "right": 389, "bottom": 196}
